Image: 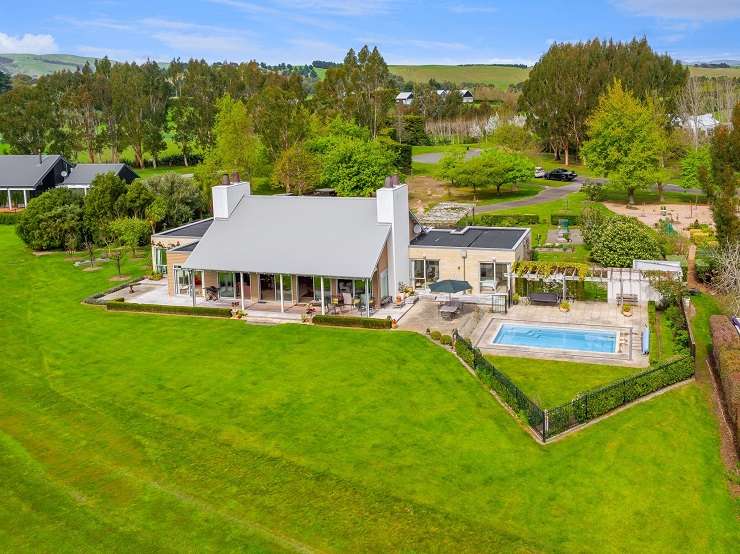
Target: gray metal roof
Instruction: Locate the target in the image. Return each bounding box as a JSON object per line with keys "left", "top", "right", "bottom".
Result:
{"left": 63, "top": 163, "right": 137, "bottom": 186}
{"left": 411, "top": 227, "right": 527, "bottom": 250}
{"left": 0, "top": 154, "right": 64, "bottom": 189}
{"left": 170, "top": 241, "right": 199, "bottom": 252}
{"left": 154, "top": 218, "right": 213, "bottom": 238}
{"left": 183, "top": 196, "right": 390, "bottom": 278}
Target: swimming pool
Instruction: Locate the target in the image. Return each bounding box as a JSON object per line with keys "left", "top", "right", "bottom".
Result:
{"left": 492, "top": 323, "right": 618, "bottom": 354}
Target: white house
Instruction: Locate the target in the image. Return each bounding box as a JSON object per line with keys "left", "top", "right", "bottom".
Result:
{"left": 395, "top": 91, "right": 414, "bottom": 105}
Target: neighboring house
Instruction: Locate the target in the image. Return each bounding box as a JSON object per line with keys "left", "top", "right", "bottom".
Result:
{"left": 395, "top": 91, "right": 414, "bottom": 105}
{"left": 435, "top": 89, "right": 474, "bottom": 103}
{"left": 677, "top": 113, "right": 720, "bottom": 134}
{"left": 409, "top": 227, "right": 530, "bottom": 295}
{"left": 0, "top": 155, "right": 138, "bottom": 209}
{"left": 151, "top": 177, "right": 532, "bottom": 315}
{"left": 62, "top": 163, "right": 139, "bottom": 194}
{"left": 0, "top": 154, "right": 72, "bottom": 210}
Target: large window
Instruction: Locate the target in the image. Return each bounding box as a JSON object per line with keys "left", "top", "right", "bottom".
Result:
{"left": 380, "top": 270, "right": 389, "bottom": 299}
{"left": 480, "top": 262, "right": 508, "bottom": 293}
{"left": 410, "top": 259, "right": 439, "bottom": 289}
{"left": 10, "top": 190, "right": 26, "bottom": 209}
{"left": 279, "top": 274, "right": 292, "bottom": 302}
{"left": 175, "top": 267, "right": 190, "bottom": 295}
{"left": 154, "top": 248, "right": 167, "bottom": 274}
{"left": 313, "top": 276, "right": 331, "bottom": 304}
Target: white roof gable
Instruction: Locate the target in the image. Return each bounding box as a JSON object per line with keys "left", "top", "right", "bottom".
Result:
{"left": 396, "top": 91, "right": 413, "bottom": 100}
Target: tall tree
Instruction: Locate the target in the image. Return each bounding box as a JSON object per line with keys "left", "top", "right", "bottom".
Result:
{"left": 71, "top": 63, "right": 102, "bottom": 162}
{"left": 519, "top": 38, "right": 687, "bottom": 164}
{"left": 0, "top": 70, "right": 10, "bottom": 94}
{"left": 95, "top": 57, "right": 122, "bottom": 162}
{"left": 249, "top": 85, "right": 309, "bottom": 161}
{"left": 272, "top": 143, "right": 321, "bottom": 195}
{"left": 0, "top": 85, "right": 52, "bottom": 154}
{"left": 450, "top": 149, "right": 533, "bottom": 197}
{"left": 701, "top": 103, "right": 740, "bottom": 244}
{"left": 582, "top": 81, "right": 666, "bottom": 205}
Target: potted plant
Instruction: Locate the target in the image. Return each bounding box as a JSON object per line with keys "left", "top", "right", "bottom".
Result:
{"left": 559, "top": 300, "right": 571, "bottom": 313}
{"left": 512, "top": 293, "right": 520, "bottom": 305}
{"left": 622, "top": 304, "right": 633, "bottom": 317}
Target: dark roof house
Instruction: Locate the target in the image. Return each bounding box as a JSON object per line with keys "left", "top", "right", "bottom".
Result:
{"left": 0, "top": 154, "right": 72, "bottom": 191}
{"left": 62, "top": 163, "right": 139, "bottom": 189}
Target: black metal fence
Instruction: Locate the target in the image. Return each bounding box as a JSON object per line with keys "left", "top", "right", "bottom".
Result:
{"left": 452, "top": 331, "right": 694, "bottom": 442}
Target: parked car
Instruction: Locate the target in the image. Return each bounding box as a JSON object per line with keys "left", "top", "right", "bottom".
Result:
{"left": 544, "top": 168, "right": 577, "bottom": 181}
{"left": 534, "top": 166, "right": 545, "bottom": 178}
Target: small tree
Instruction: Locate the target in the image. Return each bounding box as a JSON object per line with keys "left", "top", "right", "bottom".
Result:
{"left": 582, "top": 81, "right": 665, "bottom": 205}
{"left": 272, "top": 143, "right": 322, "bottom": 195}
{"left": 590, "top": 217, "right": 663, "bottom": 267}
{"left": 145, "top": 196, "right": 167, "bottom": 235}
{"left": 110, "top": 217, "right": 150, "bottom": 257}
{"left": 451, "top": 149, "right": 533, "bottom": 197}
{"left": 110, "top": 249, "right": 124, "bottom": 277}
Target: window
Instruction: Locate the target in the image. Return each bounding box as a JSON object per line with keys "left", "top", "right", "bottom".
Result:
{"left": 338, "top": 279, "right": 353, "bottom": 295}
{"left": 480, "top": 263, "right": 496, "bottom": 293}
{"left": 10, "top": 190, "right": 26, "bottom": 208}
{"left": 313, "top": 276, "right": 331, "bottom": 304}
{"left": 218, "top": 272, "right": 236, "bottom": 298}
{"left": 154, "top": 248, "right": 167, "bottom": 274}
{"left": 380, "top": 270, "right": 389, "bottom": 299}
{"left": 279, "top": 274, "right": 292, "bottom": 302}
{"left": 0, "top": 191, "right": 8, "bottom": 209}
{"left": 175, "top": 266, "right": 190, "bottom": 295}
{"left": 410, "top": 259, "right": 439, "bottom": 289}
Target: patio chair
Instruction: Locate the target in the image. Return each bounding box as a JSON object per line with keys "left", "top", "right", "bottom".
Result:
{"left": 341, "top": 293, "right": 353, "bottom": 312}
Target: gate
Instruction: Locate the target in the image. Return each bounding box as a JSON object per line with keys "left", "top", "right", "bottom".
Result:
{"left": 491, "top": 293, "right": 508, "bottom": 313}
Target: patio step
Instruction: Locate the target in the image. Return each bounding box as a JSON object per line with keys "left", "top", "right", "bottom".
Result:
{"left": 244, "top": 312, "right": 302, "bottom": 325}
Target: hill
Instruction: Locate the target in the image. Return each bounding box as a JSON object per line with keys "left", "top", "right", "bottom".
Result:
{"left": 0, "top": 53, "right": 100, "bottom": 77}
{"left": 389, "top": 64, "right": 530, "bottom": 89}
{"left": 688, "top": 66, "right": 740, "bottom": 79}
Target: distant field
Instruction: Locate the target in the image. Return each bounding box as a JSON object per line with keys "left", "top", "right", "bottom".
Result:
{"left": 688, "top": 66, "right": 740, "bottom": 79}
{"left": 0, "top": 53, "right": 99, "bottom": 77}
{"left": 389, "top": 64, "right": 530, "bottom": 89}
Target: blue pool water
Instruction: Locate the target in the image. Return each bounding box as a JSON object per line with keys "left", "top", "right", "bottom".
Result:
{"left": 492, "top": 324, "right": 617, "bottom": 353}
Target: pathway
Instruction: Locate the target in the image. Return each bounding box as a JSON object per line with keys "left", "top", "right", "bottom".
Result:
{"left": 475, "top": 182, "right": 581, "bottom": 213}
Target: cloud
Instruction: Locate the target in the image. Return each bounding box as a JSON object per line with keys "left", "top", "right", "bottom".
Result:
{"left": 361, "top": 36, "right": 469, "bottom": 51}
{"left": 449, "top": 3, "right": 498, "bottom": 14}
{"left": 0, "top": 32, "right": 58, "bottom": 54}
{"left": 613, "top": 0, "right": 740, "bottom": 21}
{"left": 276, "top": 0, "right": 394, "bottom": 16}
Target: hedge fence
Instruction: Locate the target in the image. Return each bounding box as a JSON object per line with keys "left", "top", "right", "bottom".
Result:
{"left": 313, "top": 314, "right": 392, "bottom": 329}
{"left": 105, "top": 301, "right": 232, "bottom": 318}
{"left": 0, "top": 213, "right": 19, "bottom": 225}
{"left": 549, "top": 213, "right": 580, "bottom": 225}
{"left": 457, "top": 213, "right": 541, "bottom": 228}
{"left": 453, "top": 331, "right": 694, "bottom": 442}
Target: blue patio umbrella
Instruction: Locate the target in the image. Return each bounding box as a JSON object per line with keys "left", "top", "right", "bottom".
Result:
{"left": 429, "top": 279, "right": 472, "bottom": 301}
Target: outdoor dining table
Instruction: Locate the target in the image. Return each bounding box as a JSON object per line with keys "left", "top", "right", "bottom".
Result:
{"left": 439, "top": 302, "right": 461, "bottom": 320}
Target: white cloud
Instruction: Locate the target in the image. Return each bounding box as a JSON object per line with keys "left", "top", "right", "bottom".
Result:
{"left": 614, "top": 0, "right": 740, "bottom": 21}
{"left": 0, "top": 32, "right": 58, "bottom": 54}
{"left": 449, "top": 3, "right": 498, "bottom": 14}
{"left": 276, "top": 0, "right": 394, "bottom": 16}
{"left": 152, "top": 32, "right": 253, "bottom": 54}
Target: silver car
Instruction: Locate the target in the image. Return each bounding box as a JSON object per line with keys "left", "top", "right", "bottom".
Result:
{"left": 534, "top": 166, "right": 545, "bottom": 178}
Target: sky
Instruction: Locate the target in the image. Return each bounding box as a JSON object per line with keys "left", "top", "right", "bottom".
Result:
{"left": 2, "top": 0, "right": 740, "bottom": 65}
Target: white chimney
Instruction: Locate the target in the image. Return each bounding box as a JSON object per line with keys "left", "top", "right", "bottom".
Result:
{"left": 212, "top": 181, "right": 251, "bottom": 219}
{"left": 376, "top": 181, "right": 409, "bottom": 297}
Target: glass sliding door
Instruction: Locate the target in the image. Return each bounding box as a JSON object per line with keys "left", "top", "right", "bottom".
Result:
{"left": 312, "top": 276, "right": 331, "bottom": 304}
{"left": 175, "top": 266, "right": 190, "bottom": 295}
{"left": 218, "top": 272, "right": 236, "bottom": 298}
{"left": 259, "top": 274, "right": 276, "bottom": 301}
{"left": 410, "top": 259, "right": 439, "bottom": 290}
{"left": 380, "top": 270, "right": 389, "bottom": 299}
{"left": 279, "top": 274, "right": 292, "bottom": 303}
{"left": 480, "top": 262, "right": 496, "bottom": 293}
{"left": 154, "top": 247, "right": 167, "bottom": 274}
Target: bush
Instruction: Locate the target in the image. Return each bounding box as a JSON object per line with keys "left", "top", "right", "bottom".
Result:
{"left": 458, "top": 213, "right": 540, "bottom": 227}
{"left": 430, "top": 330, "right": 442, "bottom": 341}
{"left": 581, "top": 181, "right": 606, "bottom": 201}
{"left": 709, "top": 315, "right": 740, "bottom": 351}
{"left": 105, "top": 302, "right": 232, "bottom": 317}
{"left": 549, "top": 213, "right": 581, "bottom": 226}
{"left": 590, "top": 216, "right": 662, "bottom": 267}
{"left": 312, "top": 315, "right": 392, "bottom": 329}
{"left": 16, "top": 188, "right": 84, "bottom": 250}
{"left": 440, "top": 334, "right": 453, "bottom": 346}
{"left": 0, "top": 212, "right": 19, "bottom": 225}
{"left": 455, "top": 337, "right": 475, "bottom": 367}
{"left": 648, "top": 301, "right": 658, "bottom": 364}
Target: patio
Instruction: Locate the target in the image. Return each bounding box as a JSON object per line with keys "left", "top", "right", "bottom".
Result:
{"left": 473, "top": 301, "right": 649, "bottom": 367}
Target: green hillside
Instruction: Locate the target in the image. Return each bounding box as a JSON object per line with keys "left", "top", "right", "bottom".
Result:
{"left": 389, "top": 64, "right": 530, "bottom": 89}
{"left": 0, "top": 53, "right": 100, "bottom": 77}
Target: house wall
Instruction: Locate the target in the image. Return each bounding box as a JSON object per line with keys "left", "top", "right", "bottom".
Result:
{"left": 407, "top": 246, "right": 519, "bottom": 295}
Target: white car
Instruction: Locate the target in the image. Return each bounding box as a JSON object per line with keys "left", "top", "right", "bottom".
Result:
{"left": 534, "top": 166, "right": 545, "bottom": 178}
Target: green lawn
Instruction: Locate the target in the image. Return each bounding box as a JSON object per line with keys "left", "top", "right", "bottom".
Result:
{"left": 689, "top": 293, "right": 724, "bottom": 372}
{"left": 0, "top": 226, "right": 737, "bottom": 551}
{"left": 135, "top": 165, "right": 194, "bottom": 178}
{"left": 651, "top": 310, "right": 677, "bottom": 363}
{"left": 486, "top": 355, "right": 639, "bottom": 408}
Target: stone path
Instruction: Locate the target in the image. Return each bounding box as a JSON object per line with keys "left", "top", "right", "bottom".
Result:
{"left": 476, "top": 182, "right": 581, "bottom": 213}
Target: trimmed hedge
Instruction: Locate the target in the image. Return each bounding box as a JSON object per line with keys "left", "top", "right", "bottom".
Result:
{"left": 550, "top": 213, "right": 580, "bottom": 226}
{"left": 0, "top": 212, "right": 19, "bottom": 225}
{"left": 106, "top": 301, "right": 232, "bottom": 318}
{"left": 83, "top": 278, "right": 146, "bottom": 305}
{"left": 312, "top": 315, "right": 392, "bottom": 329}
{"left": 709, "top": 315, "right": 739, "bottom": 351}
{"left": 458, "top": 213, "right": 540, "bottom": 228}
{"left": 547, "top": 356, "right": 694, "bottom": 436}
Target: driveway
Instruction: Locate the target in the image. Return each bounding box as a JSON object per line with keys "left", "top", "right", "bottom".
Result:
{"left": 412, "top": 148, "right": 481, "bottom": 164}
{"left": 476, "top": 182, "right": 581, "bottom": 212}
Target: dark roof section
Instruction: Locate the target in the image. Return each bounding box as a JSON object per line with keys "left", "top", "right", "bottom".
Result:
{"left": 411, "top": 227, "right": 527, "bottom": 250}
{"left": 154, "top": 218, "right": 213, "bottom": 238}
{"left": 0, "top": 154, "right": 70, "bottom": 189}
{"left": 63, "top": 163, "right": 139, "bottom": 186}
{"left": 170, "top": 241, "right": 199, "bottom": 252}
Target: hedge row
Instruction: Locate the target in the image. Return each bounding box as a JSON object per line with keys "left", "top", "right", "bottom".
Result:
{"left": 106, "top": 301, "right": 232, "bottom": 317}
{"left": 546, "top": 356, "right": 694, "bottom": 436}
{"left": 458, "top": 213, "right": 540, "bottom": 228}
{"left": 647, "top": 301, "right": 658, "bottom": 365}
{"left": 312, "top": 314, "right": 392, "bottom": 329}
{"left": 709, "top": 315, "right": 740, "bottom": 439}
{"left": 549, "top": 213, "right": 580, "bottom": 225}
{"left": 0, "top": 213, "right": 19, "bottom": 225}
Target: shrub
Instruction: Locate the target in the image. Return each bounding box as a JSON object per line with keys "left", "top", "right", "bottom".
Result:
{"left": 312, "top": 315, "right": 392, "bottom": 329}
{"left": 581, "top": 181, "right": 606, "bottom": 201}
{"left": 105, "top": 302, "right": 232, "bottom": 317}
{"left": 590, "top": 216, "right": 662, "bottom": 267}
{"left": 458, "top": 213, "right": 539, "bottom": 227}
{"left": 149, "top": 272, "right": 163, "bottom": 281}
{"left": 648, "top": 301, "right": 658, "bottom": 364}
{"left": 455, "top": 338, "right": 475, "bottom": 367}
{"left": 430, "top": 330, "right": 442, "bottom": 341}
{"left": 549, "top": 213, "right": 581, "bottom": 226}
{"left": 0, "top": 212, "right": 19, "bottom": 225}
{"left": 440, "top": 334, "right": 453, "bottom": 346}
{"left": 16, "top": 188, "right": 84, "bottom": 250}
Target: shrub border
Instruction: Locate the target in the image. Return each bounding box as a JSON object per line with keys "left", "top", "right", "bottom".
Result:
{"left": 105, "top": 301, "right": 232, "bottom": 318}
{"left": 312, "top": 314, "right": 392, "bottom": 329}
